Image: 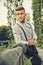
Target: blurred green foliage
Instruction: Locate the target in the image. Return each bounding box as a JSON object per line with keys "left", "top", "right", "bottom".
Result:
{"left": 32, "top": 0, "right": 43, "bottom": 44}
{"left": 0, "top": 25, "right": 14, "bottom": 51}
{"left": 0, "top": 25, "right": 14, "bottom": 40}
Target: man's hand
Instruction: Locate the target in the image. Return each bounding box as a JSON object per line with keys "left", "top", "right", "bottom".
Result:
{"left": 28, "top": 38, "right": 37, "bottom": 46}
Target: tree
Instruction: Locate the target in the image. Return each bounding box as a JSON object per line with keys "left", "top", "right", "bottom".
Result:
{"left": 0, "top": 25, "right": 13, "bottom": 41}
{"left": 32, "top": 0, "right": 43, "bottom": 44}
{"left": 4, "top": 0, "right": 23, "bottom": 28}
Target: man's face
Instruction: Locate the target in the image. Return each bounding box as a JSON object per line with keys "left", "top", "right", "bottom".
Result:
{"left": 16, "top": 10, "right": 26, "bottom": 23}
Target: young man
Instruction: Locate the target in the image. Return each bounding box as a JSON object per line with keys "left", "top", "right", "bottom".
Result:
{"left": 13, "top": 6, "right": 42, "bottom": 65}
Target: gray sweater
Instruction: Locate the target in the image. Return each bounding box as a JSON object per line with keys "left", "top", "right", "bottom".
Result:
{"left": 13, "top": 21, "right": 37, "bottom": 44}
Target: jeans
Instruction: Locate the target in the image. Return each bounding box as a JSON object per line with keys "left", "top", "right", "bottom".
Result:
{"left": 14, "top": 44, "right": 42, "bottom": 65}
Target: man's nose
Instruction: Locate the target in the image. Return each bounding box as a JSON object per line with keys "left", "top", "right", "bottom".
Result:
{"left": 19, "top": 14, "right": 21, "bottom": 17}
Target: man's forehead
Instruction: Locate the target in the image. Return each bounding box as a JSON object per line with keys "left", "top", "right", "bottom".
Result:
{"left": 16, "top": 10, "right": 25, "bottom": 14}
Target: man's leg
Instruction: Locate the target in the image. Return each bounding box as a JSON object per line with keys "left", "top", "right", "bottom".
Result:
{"left": 30, "top": 53, "right": 42, "bottom": 65}
{"left": 24, "top": 45, "right": 42, "bottom": 65}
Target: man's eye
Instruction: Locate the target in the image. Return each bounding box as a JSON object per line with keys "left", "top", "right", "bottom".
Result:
{"left": 17, "top": 13, "right": 19, "bottom": 15}
{"left": 16, "top": 13, "right": 23, "bottom": 15}
{"left": 21, "top": 13, "right": 23, "bottom": 14}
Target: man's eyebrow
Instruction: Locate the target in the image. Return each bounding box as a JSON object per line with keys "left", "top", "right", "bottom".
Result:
{"left": 16, "top": 12, "right": 24, "bottom": 14}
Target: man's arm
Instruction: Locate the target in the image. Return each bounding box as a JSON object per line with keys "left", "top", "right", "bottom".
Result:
{"left": 26, "top": 22, "right": 37, "bottom": 46}
{"left": 28, "top": 29, "right": 37, "bottom": 46}
{"left": 33, "top": 30, "right": 37, "bottom": 40}
{"left": 28, "top": 38, "right": 37, "bottom": 46}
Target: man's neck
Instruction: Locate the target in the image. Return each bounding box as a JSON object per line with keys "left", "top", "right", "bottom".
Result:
{"left": 16, "top": 20, "right": 26, "bottom": 24}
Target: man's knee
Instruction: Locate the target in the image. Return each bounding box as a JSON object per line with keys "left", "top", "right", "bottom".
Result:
{"left": 31, "top": 56, "right": 42, "bottom": 65}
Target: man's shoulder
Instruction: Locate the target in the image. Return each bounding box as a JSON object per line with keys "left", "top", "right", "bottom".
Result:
{"left": 13, "top": 23, "right": 20, "bottom": 32}
{"left": 26, "top": 21, "right": 31, "bottom": 25}
{"left": 26, "top": 21, "right": 32, "bottom": 27}
{"left": 14, "top": 23, "right": 19, "bottom": 28}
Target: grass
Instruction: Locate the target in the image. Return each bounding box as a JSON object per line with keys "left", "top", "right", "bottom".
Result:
{"left": 37, "top": 43, "right": 43, "bottom": 49}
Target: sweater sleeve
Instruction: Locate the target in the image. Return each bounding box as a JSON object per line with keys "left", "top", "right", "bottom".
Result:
{"left": 27, "top": 21, "right": 37, "bottom": 40}
{"left": 32, "top": 29, "right": 37, "bottom": 40}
